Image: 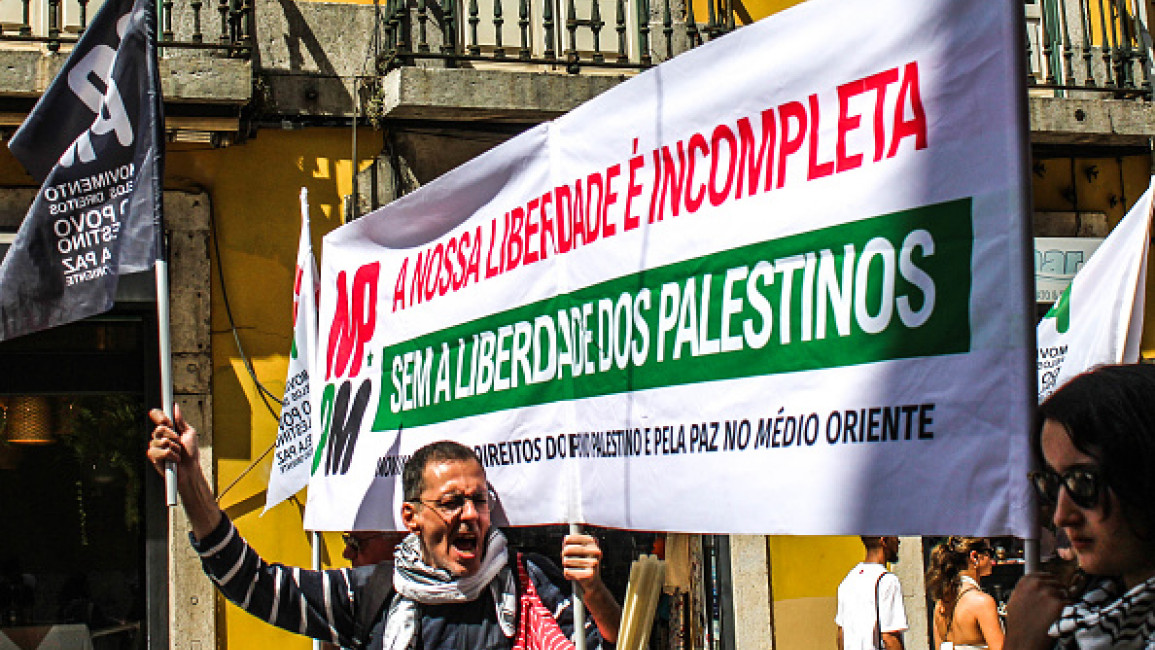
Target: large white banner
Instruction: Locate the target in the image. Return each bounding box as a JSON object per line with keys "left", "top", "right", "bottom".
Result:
{"left": 1037, "top": 179, "right": 1153, "bottom": 403}
{"left": 305, "top": 0, "right": 1035, "bottom": 536}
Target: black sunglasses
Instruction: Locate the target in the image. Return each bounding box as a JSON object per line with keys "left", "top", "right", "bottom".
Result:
{"left": 1028, "top": 468, "right": 1104, "bottom": 510}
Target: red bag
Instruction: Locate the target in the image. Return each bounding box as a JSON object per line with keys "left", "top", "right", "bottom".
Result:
{"left": 512, "top": 553, "right": 578, "bottom": 650}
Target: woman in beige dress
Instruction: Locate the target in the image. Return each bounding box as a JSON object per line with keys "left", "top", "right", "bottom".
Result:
{"left": 926, "top": 536, "right": 1004, "bottom": 650}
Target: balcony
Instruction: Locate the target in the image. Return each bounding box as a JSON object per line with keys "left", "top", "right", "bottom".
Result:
{"left": 372, "top": 0, "right": 727, "bottom": 73}
{"left": 368, "top": 0, "right": 1153, "bottom": 89}
{"left": 1025, "top": 0, "right": 1151, "bottom": 99}
{"left": 1024, "top": 0, "right": 1155, "bottom": 147}
{"left": 362, "top": 0, "right": 1155, "bottom": 135}
{"left": 0, "top": 0, "right": 252, "bottom": 145}
{"left": 0, "top": 0, "right": 1149, "bottom": 146}
{"left": 0, "top": 0, "right": 252, "bottom": 54}
{"left": 359, "top": 0, "right": 740, "bottom": 127}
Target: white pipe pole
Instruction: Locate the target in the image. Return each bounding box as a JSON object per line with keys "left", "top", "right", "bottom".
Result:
{"left": 570, "top": 522, "right": 587, "bottom": 650}
{"left": 351, "top": 77, "right": 359, "bottom": 221}
{"left": 148, "top": 0, "right": 176, "bottom": 508}
{"left": 1012, "top": 1, "right": 1041, "bottom": 575}
{"left": 156, "top": 258, "right": 177, "bottom": 506}
{"left": 313, "top": 531, "right": 322, "bottom": 650}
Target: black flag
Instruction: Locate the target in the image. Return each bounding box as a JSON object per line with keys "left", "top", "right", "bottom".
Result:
{"left": 0, "top": 0, "right": 163, "bottom": 341}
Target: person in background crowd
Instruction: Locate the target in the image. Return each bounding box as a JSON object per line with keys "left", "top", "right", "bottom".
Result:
{"left": 343, "top": 531, "right": 407, "bottom": 568}
{"left": 926, "top": 537, "right": 1004, "bottom": 650}
{"left": 836, "top": 536, "right": 908, "bottom": 650}
{"left": 321, "top": 531, "right": 410, "bottom": 650}
{"left": 1006, "top": 364, "right": 1155, "bottom": 650}
{"left": 148, "top": 406, "right": 621, "bottom": 649}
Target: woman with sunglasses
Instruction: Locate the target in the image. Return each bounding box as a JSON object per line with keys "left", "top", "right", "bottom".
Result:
{"left": 927, "top": 537, "right": 1004, "bottom": 649}
{"left": 1005, "top": 364, "right": 1155, "bottom": 650}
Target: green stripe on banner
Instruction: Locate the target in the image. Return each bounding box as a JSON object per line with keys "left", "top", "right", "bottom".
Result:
{"left": 373, "top": 197, "right": 973, "bottom": 430}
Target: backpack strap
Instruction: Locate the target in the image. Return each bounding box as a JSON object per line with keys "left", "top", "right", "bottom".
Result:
{"left": 874, "top": 571, "right": 889, "bottom": 650}
{"left": 352, "top": 562, "right": 395, "bottom": 649}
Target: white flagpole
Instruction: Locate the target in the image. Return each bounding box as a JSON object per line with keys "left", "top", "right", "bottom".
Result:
{"left": 308, "top": 185, "right": 321, "bottom": 644}
{"left": 305, "top": 187, "right": 322, "bottom": 650}
{"left": 148, "top": 0, "right": 176, "bottom": 507}
{"left": 309, "top": 183, "right": 323, "bottom": 650}
{"left": 1011, "top": 4, "right": 1039, "bottom": 572}
{"left": 570, "top": 522, "right": 587, "bottom": 650}
{"left": 313, "top": 530, "right": 322, "bottom": 650}
{"left": 566, "top": 436, "right": 587, "bottom": 649}
{"left": 157, "top": 257, "right": 177, "bottom": 506}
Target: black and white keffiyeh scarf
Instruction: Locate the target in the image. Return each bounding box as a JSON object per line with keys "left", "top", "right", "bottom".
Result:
{"left": 1051, "top": 575, "right": 1155, "bottom": 649}
{"left": 381, "top": 528, "right": 518, "bottom": 650}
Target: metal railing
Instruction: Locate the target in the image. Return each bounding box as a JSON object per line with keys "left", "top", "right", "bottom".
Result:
{"left": 373, "top": 0, "right": 1155, "bottom": 97}
{"left": 0, "top": 0, "right": 252, "bottom": 55}
{"left": 1025, "top": 0, "right": 1152, "bottom": 98}
{"left": 2, "top": 0, "right": 1148, "bottom": 98}
{"left": 373, "top": 0, "right": 742, "bottom": 72}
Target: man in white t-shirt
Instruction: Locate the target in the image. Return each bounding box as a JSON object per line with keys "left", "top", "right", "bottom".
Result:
{"left": 835, "top": 536, "right": 908, "bottom": 650}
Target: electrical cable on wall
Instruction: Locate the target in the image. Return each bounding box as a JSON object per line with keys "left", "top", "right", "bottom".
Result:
{"left": 209, "top": 207, "right": 283, "bottom": 413}
{"left": 212, "top": 14, "right": 385, "bottom": 500}
{"left": 206, "top": 199, "right": 290, "bottom": 502}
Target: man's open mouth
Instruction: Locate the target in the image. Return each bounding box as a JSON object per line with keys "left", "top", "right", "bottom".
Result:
{"left": 452, "top": 531, "right": 479, "bottom": 556}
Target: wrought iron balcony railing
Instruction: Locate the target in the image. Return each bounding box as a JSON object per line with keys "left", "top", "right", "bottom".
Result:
{"left": 1, "top": 0, "right": 1147, "bottom": 101}
{"left": 0, "top": 0, "right": 252, "bottom": 55}
{"left": 373, "top": 0, "right": 1155, "bottom": 100}
{"left": 1025, "top": 0, "right": 1152, "bottom": 98}
{"left": 373, "top": 0, "right": 736, "bottom": 72}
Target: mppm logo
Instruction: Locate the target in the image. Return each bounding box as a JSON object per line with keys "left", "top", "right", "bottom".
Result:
{"left": 315, "top": 262, "right": 380, "bottom": 476}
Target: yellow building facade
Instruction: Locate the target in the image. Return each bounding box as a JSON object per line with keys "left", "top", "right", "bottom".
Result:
{"left": 168, "top": 127, "right": 382, "bottom": 650}
{"left": 3, "top": 0, "right": 1155, "bottom": 647}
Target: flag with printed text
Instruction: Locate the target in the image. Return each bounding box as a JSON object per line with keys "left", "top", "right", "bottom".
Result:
{"left": 1037, "top": 178, "right": 1153, "bottom": 402}
{"left": 264, "top": 189, "right": 319, "bottom": 513}
{"left": 0, "top": 0, "right": 163, "bottom": 341}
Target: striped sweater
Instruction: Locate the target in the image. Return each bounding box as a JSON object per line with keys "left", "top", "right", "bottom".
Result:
{"left": 191, "top": 514, "right": 609, "bottom": 649}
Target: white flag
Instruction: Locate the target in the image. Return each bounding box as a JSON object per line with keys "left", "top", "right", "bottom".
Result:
{"left": 264, "top": 188, "right": 319, "bottom": 513}
{"left": 1038, "top": 177, "right": 1153, "bottom": 403}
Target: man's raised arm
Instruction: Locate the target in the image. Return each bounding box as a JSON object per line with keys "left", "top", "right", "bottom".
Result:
{"left": 146, "top": 406, "right": 221, "bottom": 540}
{"left": 145, "top": 406, "right": 362, "bottom": 647}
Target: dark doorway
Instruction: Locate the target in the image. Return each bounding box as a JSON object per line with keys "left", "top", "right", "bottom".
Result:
{"left": 0, "top": 311, "right": 165, "bottom": 650}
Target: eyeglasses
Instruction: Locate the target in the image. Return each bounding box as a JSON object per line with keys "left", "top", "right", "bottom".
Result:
{"left": 410, "top": 493, "right": 491, "bottom": 518}
{"left": 342, "top": 532, "right": 389, "bottom": 554}
{"left": 1029, "top": 467, "right": 1104, "bottom": 510}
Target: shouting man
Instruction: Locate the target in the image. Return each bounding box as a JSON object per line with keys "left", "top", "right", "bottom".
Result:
{"left": 148, "top": 407, "right": 620, "bottom": 649}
